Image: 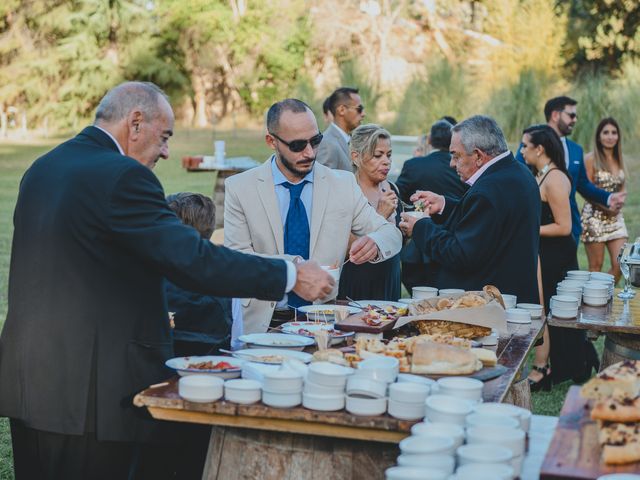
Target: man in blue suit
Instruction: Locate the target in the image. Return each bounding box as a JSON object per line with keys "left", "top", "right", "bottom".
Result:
{"left": 515, "top": 96, "right": 625, "bottom": 244}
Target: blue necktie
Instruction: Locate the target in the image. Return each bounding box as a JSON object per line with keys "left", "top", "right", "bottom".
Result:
{"left": 282, "top": 181, "right": 310, "bottom": 308}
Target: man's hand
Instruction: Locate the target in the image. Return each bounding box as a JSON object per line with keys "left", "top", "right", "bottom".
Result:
{"left": 410, "top": 191, "right": 445, "bottom": 215}
{"left": 609, "top": 192, "right": 627, "bottom": 213}
{"left": 348, "top": 235, "right": 380, "bottom": 264}
{"left": 292, "top": 260, "right": 335, "bottom": 301}
{"left": 399, "top": 212, "right": 423, "bottom": 238}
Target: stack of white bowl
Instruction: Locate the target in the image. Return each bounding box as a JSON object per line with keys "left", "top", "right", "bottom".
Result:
{"left": 502, "top": 294, "right": 517, "bottom": 309}
{"left": 178, "top": 375, "right": 224, "bottom": 403}
{"left": 515, "top": 303, "right": 543, "bottom": 319}
{"left": 505, "top": 307, "right": 531, "bottom": 324}
{"left": 388, "top": 382, "right": 430, "bottom": 420}
{"left": 397, "top": 436, "right": 456, "bottom": 477}
{"left": 302, "top": 362, "right": 352, "bottom": 411}
{"left": 566, "top": 270, "right": 592, "bottom": 283}
{"left": 412, "top": 286, "right": 438, "bottom": 300}
{"left": 262, "top": 367, "right": 304, "bottom": 408}
{"left": 550, "top": 294, "right": 580, "bottom": 318}
{"left": 556, "top": 280, "right": 583, "bottom": 301}
{"left": 437, "top": 377, "right": 483, "bottom": 403}
{"left": 588, "top": 273, "right": 615, "bottom": 300}
{"left": 224, "top": 379, "right": 262, "bottom": 404}
{"left": 345, "top": 356, "right": 399, "bottom": 416}
{"left": 582, "top": 281, "right": 611, "bottom": 306}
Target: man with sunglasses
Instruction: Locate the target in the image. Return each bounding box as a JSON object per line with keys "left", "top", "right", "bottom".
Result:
{"left": 316, "top": 87, "right": 366, "bottom": 172}
{"left": 515, "top": 95, "right": 625, "bottom": 243}
{"left": 224, "top": 98, "right": 401, "bottom": 340}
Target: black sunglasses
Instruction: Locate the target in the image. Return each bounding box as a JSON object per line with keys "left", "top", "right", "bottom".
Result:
{"left": 270, "top": 132, "right": 323, "bottom": 152}
{"left": 343, "top": 104, "right": 365, "bottom": 114}
{"left": 561, "top": 110, "right": 577, "bottom": 119}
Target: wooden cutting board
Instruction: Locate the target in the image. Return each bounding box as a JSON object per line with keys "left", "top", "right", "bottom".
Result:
{"left": 334, "top": 311, "right": 397, "bottom": 334}
{"left": 540, "top": 385, "right": 640, "bottom": 479}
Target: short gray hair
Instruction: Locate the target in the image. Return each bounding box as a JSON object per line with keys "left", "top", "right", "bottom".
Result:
{"left": 94, "top": 81, "right": 169, "bottom": 123}
{"left": 451, "top": 115, "right": 508, "bottom": 157}
{"left": 350, "top": 123, "right": 391, "bottom": 171}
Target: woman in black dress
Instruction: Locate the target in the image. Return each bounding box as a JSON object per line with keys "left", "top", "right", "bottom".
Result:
{"left": 338, "top": 124, "right": 402, "bottom": 300}
{"left": 521, "top": 124, "right": 598, "bottom": 389}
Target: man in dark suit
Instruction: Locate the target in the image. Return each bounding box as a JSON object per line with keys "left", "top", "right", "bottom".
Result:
{"left": 315, "top": 87, "right": 365, "bottom": 172}
{"left": 0, "top": 82, "right": 334, "bottom": 479}
{"left": 515, "top": 96, "right": 625, "bottom": 244}
{"left": 396, "top": 120, "right": 468, "bottom": 291}
{"left": 399, "top": 115, "right": 541, "bottom": 304}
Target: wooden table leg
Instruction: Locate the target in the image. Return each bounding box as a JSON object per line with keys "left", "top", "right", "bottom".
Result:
{"left": 201, "top": 426, "right": 399, "bottom": 480}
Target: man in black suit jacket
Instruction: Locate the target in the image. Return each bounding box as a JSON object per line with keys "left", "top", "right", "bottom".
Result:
{"left": 396, "top": 120, "right": 469, "bottom": 291}
{"left": 0, "top": 82, "right": 334, "bottom": 479}
{"left": 399, "top": 115, "right": 541, "bottom": 304}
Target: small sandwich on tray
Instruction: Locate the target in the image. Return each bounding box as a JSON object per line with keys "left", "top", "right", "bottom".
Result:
{"left": 581, "top": 360, "right": 640, "bottom": 465}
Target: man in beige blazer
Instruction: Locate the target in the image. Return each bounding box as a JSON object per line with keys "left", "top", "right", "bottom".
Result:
{"left": 225, "top": 99, "right": 401, "bottom": 339}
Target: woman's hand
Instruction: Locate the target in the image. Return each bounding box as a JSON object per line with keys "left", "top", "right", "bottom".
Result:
{"left": 377, "top": 188, "right": 398, "bottom": 219}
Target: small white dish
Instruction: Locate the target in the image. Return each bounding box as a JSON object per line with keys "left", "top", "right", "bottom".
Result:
{"left": 501, "top": 294, "right": 517, "bottom": 309}
{"left": 466, "top": 425, "right": 526, "bottom": 456}
{"left": 303, "top": 379, "right": 345, "bottom": 395}
{"left": 597, "top": 475, "right": 640, "bottom": 479}
{"left": 436, "top": 377, "right": 483, "bottom": 402}
{"left": 178, "top": 375, "right": 224, "bottom": 403}
{"left": 478, "top": 331, "right": 499, "bottom": 346}
{"left": 505, "top": 308, "right": 531, "bottom": 324}
{"left": 166, "top": 355, "right": 243, "bottom": 379}
{"left": 237, "top": 332, "right": 314, "bottom": 350}
{"left": 385, "top": 466, "right": 448, "bottom": 480}
{"left": 396, "top": 454, "right": 455, "bottom": 475}
{"left": 455, "top": 463, "right": 514, "bottom": 480}
{"left": 556, "top": 286, "right": 583, "bottom": 301}
{"left": 224, "top": 379, "right": 261, "bottom": 404}
{"left": 425, "top": 395, "right": 474, "bottom": 425}
{"left": 389, "top": 382, "right": 430, "bottom": 403}
{"left": 551, "top": 295, "right": 580, "bottom": 306}
{"left": 474, "top": 402, "right": 531, "bottom": 432}
{"left": 583, "top": 295, "right": 609, "bottom": 306}
{"left": 346, "top": 375, "right": 387, "bottom": 399}
{"left": 411, "top": 422, "right": 465, "bottom": 449}
{"left": 551, "top": 307, "right": 579, "bottom": 319}
{"left": 397, "top": 298, "right": 417, "bottom": 305}
{"left": 397, "top": 373, "right": 436, "bottom": 388}
{"left": 388, "top": 398, "right": 425, "bottom": 420}
{"left": 515, "top": 303, "right": 543, "bottom": 318}
{"left": 412, "top": 286, "right": 438, "bottom": 299}
{"left": 356, "top": 356, "right": 399, "bottom": 383}
{"left": 345, "top": 393, "right": 387, "bottom": 416}
{"left": 399, "top": 435, "right": 456, "bottom": 456}
{"left": 567, "top": 270, "right": 591, "bottom": 278}
{"left": 307, "top": 362, "right": 353, "bottom": 387}
{"left": 438, "top": 288, "right": 465, "bottom": 296}
{"left": 465, "top": 412, "right": 520, "bottom": 430}
{"left": 297, "top": 304, "right": 361, "bottom": 321}
{"left": 591, "top": 272, "right": 615, "bottom": 281}
{"left": 405, "top": 211, "right": 428, "bottom": 219}
{"left": 234, "top": 348, "right": 312, "bottom": 364}
{"left": 302, "top": 391, "right": 345, "bottom": 411}
{"left": 457, "top": 444, "right": 512, "bottom": 466}
{"left": 262, "top": 368, "right": 304, "bottom": 393}
{"left": 261, "top": 389, "right": 301, "bottom": 408}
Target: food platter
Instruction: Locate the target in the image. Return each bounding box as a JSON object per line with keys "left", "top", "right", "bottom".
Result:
{"left": 280, "top": 321, "right": 355, "bottom": 345}
{"left": 336, "top": 301, "right": 409, "bottom": 333}
{"left": 233, "top": 348, "right": 312, "bottom": 364}
{"left": 297, "top": 304, "right": 361, "bottom": 321}
{"left": 165, "top": 355, "right": 244, "bottom": 378}
{"left": 237, "top": 332, "right": 314, "bottom": 350}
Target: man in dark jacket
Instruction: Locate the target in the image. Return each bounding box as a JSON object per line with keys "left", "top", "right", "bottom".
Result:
{"left": 399, "top": 115, "right": 541, "bottom": 304}
{"left": 0, "top": 81, "right": 333, "bottom": 479}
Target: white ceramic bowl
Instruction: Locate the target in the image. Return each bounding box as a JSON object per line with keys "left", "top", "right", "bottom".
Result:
{"left": 436, "top": 377, "right": 483, "bottom": 402}
{"left": 591, "top": 272, "right": 615, "bottom": 282}
{"left": 425, "top": 395, "right": 474, "bottom": 425}
{"left": 505, "top": 308, "right": 531, "bottom": 324}
{"left": 583, "top": 283, "right": 609, "bottom": 294}
{"left": 346, "top": 375, "right": 387, "bottom": 399}
{"left": 178, "top": 375, "right": 224, "bottom": 403}
{"left": 438, "top": 288, "right": 465, "bottom": 296}
{"left": 237, "top": 332, "right": 314, "bottom": 351}
{"left": 385, "top": 466, "right": 448, "bottom": 480}
{"left": 412, "top": 286, "right": 438, "bottom": 299}
{"left": 551, "top": 295, "right": 580, "bottom": 306}
{"left": 597, "top": 475, "right": 640, "bottom": 479}
{"left": 399, "top": 435, "right": 456, "bottom": 456}
{"left": 501, "top": 294, "right": 517, "bottom": 309}
{"left": 345, "top": 394, "right": 387, "bottom": 416}
{"left": 388, "top": 398, "right": 425, "bottom": 420}
{"left": 396, "top": 454, "right": 455, "bottom": 474}
{"left": 455, "top": 463, "right": 515, "bottom": 480}
{"left": 389, "top": 382, "right": 430, "bottom": 403}
{"left": 397, "top": 374, "right": 436, "bottom": 388}
{"left": 411, "top": 422, "right": 465, "bottom": 449}
{"left": 515, "top": 303, "right": 543, "bottom": 318}
{"left": 560, "top": 279, "right": 587, "bottom": 288}
{"left": 262, "top": 368, "right": 304, "bottom": 393}
{"left": 551, "top": 307, "right": 579, "bottom": 319}
{"left": 166, "top": 355, "right": 243, "bottom": 379}
{"left": 356, "top": 356, "right": 399, "bottom": 383}
{"left": 465, "top": 413, "right": 520, "bottom": 430}
{"left": 567, "top": 270, "right": 591, "bottom": 278}
{"left": 261, "top": 390, "right": 301, "bottom": 408}
{"left": 397, "top": 298, "right": 417, "bottom": 305}
{"left": 405, "top": 211, "right": 427, "bottom": 219}
{"left": 556, "top": 286, "right": 583, "bottom": 301}
{"left": 466, "top": 425, "right": 526, "bottom": 456}
{"left": 224, "top": 379, "right": 261, "bottom": 404}
{"left": 307, "top": 362, "right": 353, "bottom": 387}
{"left": 302, "top": 391, "right": 345, "bottom": 411}
{"left": 474, "top": 403, "right": 531, "bottom": 432}
{"left": 583, "top": 295, "right": 609, "bottom": 306}
{"left": 457, "top": 444, "right": 513, "bottom": 466}
{"left": 303, "top": 379, "right": 345, "bottom": 396}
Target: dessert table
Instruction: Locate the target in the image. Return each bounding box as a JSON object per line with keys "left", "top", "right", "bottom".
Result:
{"left": 134, "top": 318, "right": 544, "bottom": 479}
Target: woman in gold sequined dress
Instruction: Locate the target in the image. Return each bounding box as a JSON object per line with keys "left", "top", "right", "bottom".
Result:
{"left": 581, "top": 117, "right": 628, "bottom": 282}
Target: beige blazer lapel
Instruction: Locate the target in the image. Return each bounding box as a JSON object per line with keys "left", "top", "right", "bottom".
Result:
{"left": 255, "top": 161, "right": 284, "bottom": 254}
{"left": 309, "top": 165, "right": 328, "bottom": 256}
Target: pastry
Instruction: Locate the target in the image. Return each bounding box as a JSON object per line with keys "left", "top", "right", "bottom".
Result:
{"left": 410, "top": 341, "right": 482, "bottom": 375}
{"left": 581, "top": 360, "right": 640, "bottom": 400}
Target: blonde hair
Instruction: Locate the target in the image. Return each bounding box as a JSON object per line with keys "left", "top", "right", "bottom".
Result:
{"left": 349, "top": 123, "right": 391, "bottom": 171}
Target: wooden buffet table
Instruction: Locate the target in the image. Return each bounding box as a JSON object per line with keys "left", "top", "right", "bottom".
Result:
{"left": 134, "top": 318, "right": 544, "bottom": 479}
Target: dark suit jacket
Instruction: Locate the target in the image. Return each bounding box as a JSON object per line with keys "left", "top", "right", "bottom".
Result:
{"left": 515, "top": 138, "right": 609, "bottom": 242}
{"left": 396, "top": 150, "right": 468, "bottom": 204}
{"left": 0, "top": 126, "right": 287, "bottom": 442}
{"left": 410, "top": 154, "right": 541, "bottom": 304}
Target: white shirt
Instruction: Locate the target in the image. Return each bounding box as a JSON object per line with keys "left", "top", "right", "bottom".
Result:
{"left": 93, "top": 125, "right": 124, "bottom": 155}
{"left": 465, "top": 150, "right": 511, "bottom": 187}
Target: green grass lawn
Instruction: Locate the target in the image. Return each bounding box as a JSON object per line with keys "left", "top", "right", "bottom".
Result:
{"left": 0, "top": 128, "right": 637, "bottom": 477}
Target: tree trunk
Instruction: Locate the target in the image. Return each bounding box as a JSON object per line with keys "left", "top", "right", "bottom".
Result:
{"left": 192, "top": 71, "right": 209, "bottom": 127}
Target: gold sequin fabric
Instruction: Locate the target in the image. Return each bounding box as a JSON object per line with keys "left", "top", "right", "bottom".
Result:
{"left": 581, "top": 169, "right": 628, "bottom": 243}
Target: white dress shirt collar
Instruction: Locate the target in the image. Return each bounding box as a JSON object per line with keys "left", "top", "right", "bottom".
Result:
{"left": 330, "top": 122, "right": 351, "bottom": 144}
{"left": 465, "top": 150, "right": 511, "bottom": 186}
{"left": 93, "top": 125, "right": 125, "bottom": 155}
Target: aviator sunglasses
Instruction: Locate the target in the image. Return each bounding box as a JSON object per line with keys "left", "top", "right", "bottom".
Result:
{"left": 269, "top": 132, "right": 323, "bottom": 152}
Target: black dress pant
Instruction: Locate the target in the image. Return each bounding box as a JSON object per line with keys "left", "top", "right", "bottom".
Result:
{"left": 10, "top": 419, "right": 134, "bottom": 480}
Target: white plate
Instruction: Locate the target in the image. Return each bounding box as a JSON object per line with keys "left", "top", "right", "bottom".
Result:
{"left": 238, "top": 332, "right": 314, "bottom": 350}
{"left": 233, "top": 348, "right": 312, "bottom": 364}
{"left": 280, "top": 321, "right": 355, "bottom": 345}
{"left": 347, "top": 300, "right": 407, "bottom": 309}
{"left": 297, "top": 304, "right": 361, "bottom": 320}
{"left": 166, "top": 356, "right": 244, "bottom": 378}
